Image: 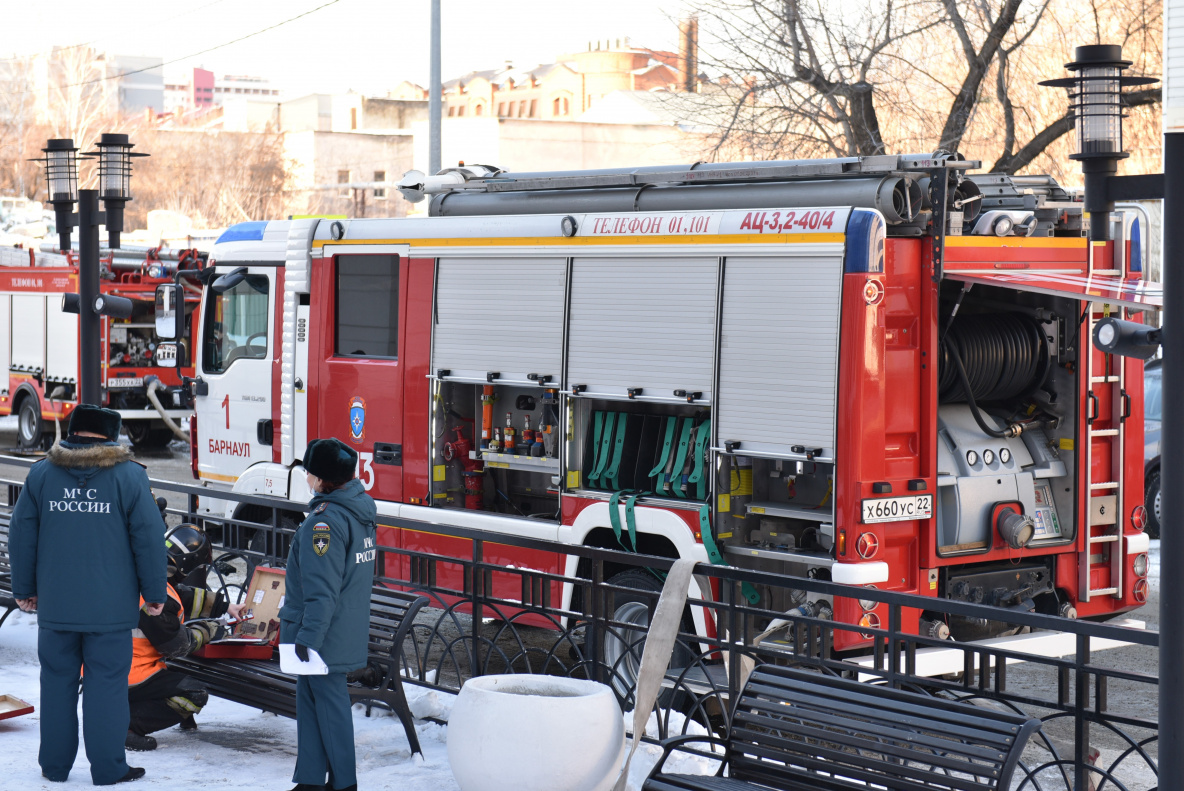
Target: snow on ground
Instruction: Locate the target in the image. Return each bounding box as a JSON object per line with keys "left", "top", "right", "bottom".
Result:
{"left": 0, "top": 611, "right": 713, "bottom": 791}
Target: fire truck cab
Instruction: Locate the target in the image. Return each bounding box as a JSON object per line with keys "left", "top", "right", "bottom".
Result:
{"left": 190, "top": 156, "right": 1157, "bottom": 651}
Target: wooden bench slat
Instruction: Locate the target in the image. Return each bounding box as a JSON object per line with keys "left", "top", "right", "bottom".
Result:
{"left": 731, "top": 719, "right": 1005, "bottom": 780}
{"left": 732, "top": 741, "right": 998, "bottom": 791}
{"left": 734, "top": 701, "right": 1016, "bottom": 761}
{"left": 745, "top": 676, "right": 1026, "bottom": 739}
{"left": 644, "top": 666, "right": 1040, "bottom": 791}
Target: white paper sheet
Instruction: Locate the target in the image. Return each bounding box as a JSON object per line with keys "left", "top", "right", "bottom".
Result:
{"left": 279, "top": 644, "right": 329, "bottom": 675}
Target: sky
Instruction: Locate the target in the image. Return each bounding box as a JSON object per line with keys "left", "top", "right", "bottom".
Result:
{"left": 3, "top": 0, "right": 693, "bottom": 96}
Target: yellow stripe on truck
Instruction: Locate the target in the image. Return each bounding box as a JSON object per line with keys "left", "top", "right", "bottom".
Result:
{"left": 313, "top": 232, "right": 846, "bottom": 251}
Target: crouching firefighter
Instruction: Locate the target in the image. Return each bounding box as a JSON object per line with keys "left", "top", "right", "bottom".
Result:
{"left": 125, "top": 524, "right": 246, "bottom": 751}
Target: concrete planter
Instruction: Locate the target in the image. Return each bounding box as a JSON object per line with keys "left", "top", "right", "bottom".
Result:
{"left": 447, "top": 674, "right": 625, "bottom": 791}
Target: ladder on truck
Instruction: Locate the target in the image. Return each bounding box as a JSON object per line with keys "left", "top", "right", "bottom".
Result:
{"left": 1080, "top": 234, "right": 1130, "bottom": 602}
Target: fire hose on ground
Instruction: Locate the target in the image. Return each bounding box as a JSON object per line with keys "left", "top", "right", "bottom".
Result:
{"left": 144, "top": 375, "right": 190, "bottom": 441}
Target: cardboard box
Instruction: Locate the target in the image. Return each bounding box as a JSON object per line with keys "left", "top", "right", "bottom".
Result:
{"left": 193, "top": 566, "right": 286, "bottom": 660}
{"left": 0, "top": 694, "right": 34, "bottom": 721}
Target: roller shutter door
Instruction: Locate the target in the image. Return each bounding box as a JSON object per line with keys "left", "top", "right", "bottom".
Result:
{"left": 431, "top": 257, "right": 566, "bottom": 385}
{"left": 0, "top": 296, "right": 9, "bottom": 396}
{"left": 45, "top": 307, "right": 78, "bottom": 384}
{"left": 11, "top": 295, "right": 45, "bottom": 373}
{"left": 567, "top": 256, "right": 718, "bottom": 404}
{"left": 716, "top": 254, "right": 845, "bottom": 459}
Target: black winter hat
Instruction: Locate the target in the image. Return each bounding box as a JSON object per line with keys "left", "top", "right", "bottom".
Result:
{"left": 301, "top": 438, "right": 358, "bottom": 485}
{"left": 67, "top": 404, "right": 122, "bottom": 441}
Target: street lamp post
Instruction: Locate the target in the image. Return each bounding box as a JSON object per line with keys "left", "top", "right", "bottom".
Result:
{"left": 36, "top": 134, "right": 145, "bottom": 407}
{"left": 1044, "top": 44, "right": 1175, "bottom": 786}
{"left": 1040, "top": 44, "right": 1157, "bottom": 241}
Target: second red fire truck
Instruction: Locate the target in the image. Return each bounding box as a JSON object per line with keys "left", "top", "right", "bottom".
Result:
{"left": 173, "top": 154, "right": 1157, "bottom": 657}
{"left": 0, "top": 244, "right": 202, "bottom": 448}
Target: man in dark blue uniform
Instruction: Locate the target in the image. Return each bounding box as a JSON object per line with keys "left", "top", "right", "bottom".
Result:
{"left": 280, "top": 438, "right": 377, "bottom": 791}
{"left": 10, "top": 405, "right": 167, "bottom": 785}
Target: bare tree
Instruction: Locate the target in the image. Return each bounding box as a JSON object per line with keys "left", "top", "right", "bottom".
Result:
{"left": 688, "top": 0, "right": 1161, "bottom": 174}
{"left": 127, "top": 124, "right": 291, "bottom": 230}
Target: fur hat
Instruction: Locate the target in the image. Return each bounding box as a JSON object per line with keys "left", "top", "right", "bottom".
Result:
{"left": 67, "top": 404, "right": 122, "bottom": 441}
{"left": 302, "top": 438, "right": 358, "bottom": 485}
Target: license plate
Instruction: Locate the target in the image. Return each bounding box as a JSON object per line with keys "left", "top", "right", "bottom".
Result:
{"left": 861, "top": 494, "right": 933, "bottom": 523}
{"left": 107, "top": 377, "right": 143, "bottom": 388}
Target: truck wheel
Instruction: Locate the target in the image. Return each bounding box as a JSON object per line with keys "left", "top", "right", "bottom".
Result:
{"left": 601, "top": 568, "right": 696, "bottom": 705}
{"left": 17, "top": 398, "right": 49, "bottom": 450}
{"left": 1145, "top": 469, "right": 1161, "bottom": 540}
{"left": 246, "top": 514, "right": 299, "bottom": 580}
{"left": 126, "top": 422, "right": 175, "bottom": 449}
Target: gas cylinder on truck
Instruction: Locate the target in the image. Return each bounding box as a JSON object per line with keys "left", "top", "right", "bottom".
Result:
{"left": 481, "top": 385, "right": 495, "bottom": 449}
{"left": 503, "top": 412, "right": 515, "bottom": 454}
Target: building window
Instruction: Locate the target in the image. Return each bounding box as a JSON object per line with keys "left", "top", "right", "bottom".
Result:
{"left": 335, "top": 255, "right": 399, "bottom": 358}
{"left": 529, "top": 99, "right": 537, "bottom": 118}
{"left": 497, "top": 102, "right": 506, "bottom": 117}
{"left": 458, "top": 105, "right": 466, "bottom": 117}
{"left": 518, "top": 101, "right": 527, "bottom": 117}
{"left": 338, "top": 169, "right": 350, "bottom": 197}
{"left": 374, "top": 171, "right": 386, "bottom": 199}
{"left": 448, "top": 106, "right": 456, "bottom": 116}
{"left": 350, "top": 107, "right": 358, "bottom": 129}
{"left": 475, "top": 103, "right": 484, "bottom": 116}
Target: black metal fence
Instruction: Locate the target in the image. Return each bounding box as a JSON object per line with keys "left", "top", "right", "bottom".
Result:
{"left": 0, "top": 460, "right": 1160, "bottom": 790}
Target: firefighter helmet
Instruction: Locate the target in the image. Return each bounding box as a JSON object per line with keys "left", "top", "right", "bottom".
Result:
{"left": 165, "top": 524, "right": 212, "bottom": 584}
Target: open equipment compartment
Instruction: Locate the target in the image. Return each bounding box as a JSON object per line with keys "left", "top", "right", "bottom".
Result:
{"left": 934, "top": 280, "right": 1080, "bottom": 557}
{"left": 431, "top": 378, "right": 561, "bottom": 518}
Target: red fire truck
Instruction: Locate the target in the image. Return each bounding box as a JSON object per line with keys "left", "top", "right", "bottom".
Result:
{"left": 180, "top": 156, "right": 1156, "bottom": 654}
{"left": 0, "top": 244, "right": 202, "bottom": 448}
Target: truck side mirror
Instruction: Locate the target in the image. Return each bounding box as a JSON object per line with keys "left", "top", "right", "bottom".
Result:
{"left": 155, "top": 284, "right": 184, "bottom": 340}
{"left": 154, "top": 342, "right": 179, "bottom": 368}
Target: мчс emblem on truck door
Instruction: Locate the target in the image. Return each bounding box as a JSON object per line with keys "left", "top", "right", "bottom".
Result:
{"left": 349, "top": 396, "right": 366, "bottom": 443}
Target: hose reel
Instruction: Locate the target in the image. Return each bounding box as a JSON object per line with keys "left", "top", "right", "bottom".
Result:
{"left": 938, "top": 313, "right": 1051, "bottom": 438}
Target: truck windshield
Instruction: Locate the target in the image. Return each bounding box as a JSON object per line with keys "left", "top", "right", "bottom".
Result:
{"left": 202, "top": 274, "right": 269, "bottom": 374}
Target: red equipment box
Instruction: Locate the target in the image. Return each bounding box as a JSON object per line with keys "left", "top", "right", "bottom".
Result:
{"left": 0, "top": 694, "right": 34, "bottom": 721}
{"left": 193, "top": 567, "right": 286, "bottom": 660}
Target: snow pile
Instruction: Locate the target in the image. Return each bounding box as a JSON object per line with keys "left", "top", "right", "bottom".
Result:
{"left": 0, "top": 611, "right": 711, "bottom": 790}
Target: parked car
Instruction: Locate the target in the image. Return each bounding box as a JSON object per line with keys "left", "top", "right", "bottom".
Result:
{"left": 1145, "top": 359, "right": 1162, "bottom": 538}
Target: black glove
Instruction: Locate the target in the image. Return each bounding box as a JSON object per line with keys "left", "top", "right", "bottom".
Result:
{"left": 295, "top": 643, "right": 310, "bottom": 662}
{"left": 190, "top": 620, "right": 228, "bottom": 647}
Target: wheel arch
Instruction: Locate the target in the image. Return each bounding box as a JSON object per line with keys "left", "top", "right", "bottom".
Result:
{"left": 11, "top": 383, "right": 40, "bottom": 415}
{"left": 558, "top": 502, "right": 711, "bottom": 635}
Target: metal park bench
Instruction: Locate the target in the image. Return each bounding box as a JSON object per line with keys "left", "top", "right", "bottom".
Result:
{"left": 170, "top": 585, "right": 428, "bottom": 756}
{"left": 0, "top": 521, "right": 19, "bottom": 630}
{"left": 644, "top": 665, "right": 1041, "bottom": 791}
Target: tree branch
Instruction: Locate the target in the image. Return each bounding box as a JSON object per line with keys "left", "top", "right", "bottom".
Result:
{"left": 992, "top": 86, "right": 1161, "bottom": 173}
{"left": 939, "top": 0, "right": 1023, "bottom": 152}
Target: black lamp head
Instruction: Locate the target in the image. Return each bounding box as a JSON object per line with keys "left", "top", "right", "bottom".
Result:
{"left": 1093, "top": 316, "right": 1161, "bottom": 360}
{"left": 1039, "top": 44, "right": 1157, "bottom": 162}
{"left": 84, "top": 133, "right": 149, "bottom": 250}
{"left": 35, "top": 139, "right": 79, "bottom": 252}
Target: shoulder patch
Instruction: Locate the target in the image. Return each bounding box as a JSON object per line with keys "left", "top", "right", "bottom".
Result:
{"left": 313, "top": 502, "right": 328, "bottom": 514}
{"left": 311, "top": 523, "right": 331, "bottom": 556}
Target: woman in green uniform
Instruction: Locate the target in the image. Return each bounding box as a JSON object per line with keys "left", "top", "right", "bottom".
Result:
{"left": 280, "top": 438, "right": 377, "bottom": 791}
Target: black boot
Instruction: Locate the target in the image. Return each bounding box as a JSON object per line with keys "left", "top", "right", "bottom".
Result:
{"left": 111, "top": 767, "right": 146, "bottom": 784}
{"left": 179, "top": 715, "right": 198, "bottom": 731}
{"left": 124, "top": 730, "right": 157, "bottom": 752}
{"left": 286, "top": 785, "right": 326, "bottom": 791}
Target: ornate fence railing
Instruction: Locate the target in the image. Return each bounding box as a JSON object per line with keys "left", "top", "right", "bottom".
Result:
{"left": 0, "top": 459, "right": 1160, "bottom": 791}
